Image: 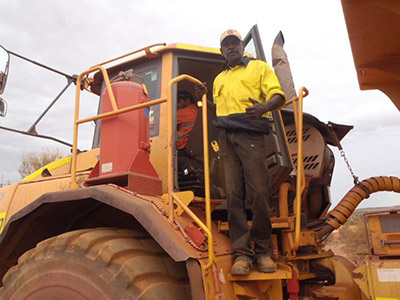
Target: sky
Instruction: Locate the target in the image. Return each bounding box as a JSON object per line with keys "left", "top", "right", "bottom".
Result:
{"left": 0, "top": 0, "right": 399, "bottom": 209}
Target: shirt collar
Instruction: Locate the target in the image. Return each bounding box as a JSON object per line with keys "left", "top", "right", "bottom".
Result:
{"left": 224, "top": 56, "right": 251, "bottom": 70}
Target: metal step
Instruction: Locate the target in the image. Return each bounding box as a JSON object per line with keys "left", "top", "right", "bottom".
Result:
{"left": 229, "top": 263, "right": 292, "bottom": 281}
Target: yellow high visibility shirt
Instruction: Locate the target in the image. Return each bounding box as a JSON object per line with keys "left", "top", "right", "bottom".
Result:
{"left": 213, "top": 58, "right": 285, "bottom": 119}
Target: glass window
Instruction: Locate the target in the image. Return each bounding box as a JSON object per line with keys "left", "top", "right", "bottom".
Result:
{"left": 133, "top": 68, "right": 158, "bottom": 100}
{"left": 244, "top": 38, "right": 257, "bottom": 59}
{"left": 132, "top": 66, "right": 161, "bottom": 137}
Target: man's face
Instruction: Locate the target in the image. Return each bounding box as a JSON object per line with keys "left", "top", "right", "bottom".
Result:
{"left": 220, "top": 36, "right": 244, "bottom": 67}
{"left": 177, "top": 98, "right": 188, "bottom": 109}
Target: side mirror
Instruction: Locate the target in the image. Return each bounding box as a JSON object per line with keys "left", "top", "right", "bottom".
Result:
{"left": 0, "top": 97, "right": 7, "bottom": 117}
{"left": 0, "top": 46, "right": 10, "bottom": 95}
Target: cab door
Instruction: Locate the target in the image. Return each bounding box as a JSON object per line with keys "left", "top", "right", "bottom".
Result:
{"left": 243, "top": 25, "right": 293, "bottom": 194}
{"left": 243, "top": 24, "right": 267, "bottom": 61}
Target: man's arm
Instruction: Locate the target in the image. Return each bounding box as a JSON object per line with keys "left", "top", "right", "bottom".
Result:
{"left": 245, "top": 94, "right": 285, "bottom": 119}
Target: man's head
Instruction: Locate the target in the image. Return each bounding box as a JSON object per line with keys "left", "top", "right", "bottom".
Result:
{"left": 220, "top": 29, "right": 244, "bottom": 67}
{"left": 177, "top": 90, "right": 194, "bottom": 109}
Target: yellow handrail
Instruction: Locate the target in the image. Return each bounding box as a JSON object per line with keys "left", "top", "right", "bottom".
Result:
{"left": 71, "top": 65, "right": 116, "bottom": 188}
{"left": 71, "top": 68, "right": 215, "bottom": 268}
{"left": 286, "top": 87, "right": 309, "bottom": 251}
{"left": 70, "top": 65, "right": 167, "bottom": 188}
{"left": 71, "top": 43, "right": 170, "bottom": 188}
{"left": 171, "top": 192, "right": 214, "bottom": 269}
{"left": 90, "top": 43, "right": 166, "bottom": 68}
{"left": 167, "top": 75, "right": 214, "bottom": 269}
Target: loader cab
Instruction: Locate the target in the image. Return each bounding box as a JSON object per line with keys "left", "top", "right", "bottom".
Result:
{"left": 90, "top": 44, "right": 226, "bottom": 194}
{"left": 91, "top": 25, "right": 292, "bottom": 200}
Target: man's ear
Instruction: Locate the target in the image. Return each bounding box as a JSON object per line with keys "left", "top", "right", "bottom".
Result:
{"left": 220, "top": 47, "right": 227, "bottom": 59}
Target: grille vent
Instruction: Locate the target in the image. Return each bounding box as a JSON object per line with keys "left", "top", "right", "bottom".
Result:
{"left": 286, "top": 127, "right": 311, "bottom": 144}
{"left": 292, "top": 155, "right": 320, "bottom": 170}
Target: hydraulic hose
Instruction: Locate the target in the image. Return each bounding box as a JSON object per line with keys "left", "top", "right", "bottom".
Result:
{"left": 314, "top": 176, "right": 400, "bottom": 240}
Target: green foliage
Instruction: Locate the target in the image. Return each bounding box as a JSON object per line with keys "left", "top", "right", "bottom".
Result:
{"left": 18, "top": 148, "right": 64, "bottom": 178}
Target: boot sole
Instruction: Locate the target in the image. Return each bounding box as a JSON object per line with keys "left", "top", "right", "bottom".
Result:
{"left": 231, "top": 269, "right": 251, "bottom": 275}
{"left": 258, "top": 266, "right": 276, "bottom": 273}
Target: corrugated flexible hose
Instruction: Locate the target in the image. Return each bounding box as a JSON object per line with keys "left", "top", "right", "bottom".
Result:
{"left": 314, "top": 176, "right": 400, "bottom": 240}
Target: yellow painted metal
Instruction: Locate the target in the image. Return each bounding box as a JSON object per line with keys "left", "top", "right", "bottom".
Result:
{"left": 278, "top": 182, "right": 291, "bottom": 217}
{"left": 71, "top": 65, "right": 116, "bottom": 189}
{"left": 366, "top": 212, "right": 400, "bottom": 257}
{"left": 173, "top": 43, "right": 221, "bottom": 55}
{"left": 281, "top": 231, "right": 325, "bottom": 258}
{"left": 199, "top": 253, "right": 289, "bottom": 300}
{"left": 0, "top": 212, "right": 6, "bottom": 233}
{"left": 259, "top": 280, "right": 284, "bottom": 300}
{"left": 311, "top": 256, "right": 362, "bottom": 299}
{"left": 286, "top": 87, "right": 309, "bottom": 252}
{"left": 70, "top": 48, "right": 218, "bottom": 271}
{"left": 0, "top": 149, "right": 99, "bottom": 234}
{"left": 150, "top": 51, "right": 173, "bottom": 194}
{"left": 166, "top": 74, "right": 215, "bottom": 270}
{"left": 217, "top": 219, "right": 292, "bottom": 233}
{"left": 71, "top": 44, "right": 173, "bottom": 190}
{"left": 22, "top": 156, "right": 72, "bottom": 182}
{"left": 90, "top": 43, "right": 166, "bottom": 68}
{"left": 76, "top": 98, "right": 166, "bottom": 125}
{"left": 0, "top": 182, "right": 20, "bottom": 232}
{"left": 70, "top": 65, "right": 166, "bottom": 189}
{"left": 200, "top": 258, "right": 230, "bottom": 300}
{"left": 229, "top": 263, "right": 292, "bottom": 281}
{"left": 354, "top": 259, "right": 400, "bottom": 300}
{"left": 171, "top": 192, "right": 214, "bottom": 270}
{"left": 170, "top": 191, "right": 195, "bottom": 215}
{"left": 167, "top": 75, "right": 200, "bottom": 221}
{"left": 341, "top": 0, "right": 400, "bottom": 110}
{"left": 6, "top": 173, "right": 91, "bottom": 226}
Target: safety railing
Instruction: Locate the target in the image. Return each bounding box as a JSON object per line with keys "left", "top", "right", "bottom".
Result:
{"left": 70, "top": 67, "right": 215, "bottom": 269}
{"left": 70, "top": 46, "right": 305, "bottom": 265}
{"left": 71, "top": 43, "right": 166, "bottom": 188}
{"left": 167, "top": 75, "right": 214, "bottom": 270}
{"left": 70, "top": 64, "right": 166, "bottom": 188}
{"left": 284, "top": 87, "right": 309, "bottom": 252}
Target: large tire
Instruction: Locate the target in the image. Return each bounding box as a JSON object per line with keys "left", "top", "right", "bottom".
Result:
{"left": 0, "top": 228, "right": 191, "bottom": 300}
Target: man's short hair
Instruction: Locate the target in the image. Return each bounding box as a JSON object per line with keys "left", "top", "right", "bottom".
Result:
{"left": 178, "top": 90, "right": 195, "bottom": 104}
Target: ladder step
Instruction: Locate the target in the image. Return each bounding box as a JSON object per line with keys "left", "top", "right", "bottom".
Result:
{"left": 218, "top": 217, "right": 293, "bottom": 232}
{"left": 229, "top": 263, "right": 292, "bottom": 281}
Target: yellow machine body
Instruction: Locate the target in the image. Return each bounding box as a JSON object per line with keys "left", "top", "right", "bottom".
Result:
{"left": 0, "top": 1, "right": 398, "bottom": 299}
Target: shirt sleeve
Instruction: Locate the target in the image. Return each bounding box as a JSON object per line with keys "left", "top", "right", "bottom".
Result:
{"left": 260, "top": 62, "right": 286, "bottom": 102}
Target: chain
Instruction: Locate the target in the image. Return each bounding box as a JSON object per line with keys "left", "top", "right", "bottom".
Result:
{"left": 340, "top": 149, "right": 359, "bottom": 185}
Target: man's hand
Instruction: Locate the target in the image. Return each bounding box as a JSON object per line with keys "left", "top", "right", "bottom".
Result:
{"left": 195, "top": 82, "right": 207, "bottom": 99}
{"left": 246, "top": 94, "right": 285, "bottom": 119}
{"left": 246, "top": 97, "right": 266, "bottom": 119}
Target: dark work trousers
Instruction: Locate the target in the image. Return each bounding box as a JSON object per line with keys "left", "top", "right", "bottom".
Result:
{"left": 218, "top": 128, "right": 272, "bottom": 259}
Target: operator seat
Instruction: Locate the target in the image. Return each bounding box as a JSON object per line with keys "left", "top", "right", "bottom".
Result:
{"left": 177, "top": 101, "right": 224, "bottom": 198}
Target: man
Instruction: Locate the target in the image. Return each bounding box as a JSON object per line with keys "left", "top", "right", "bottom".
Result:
{"left": 196, "top": 29, "right": 285, "bottom": 275}
{"left": 176, "top": 90, "right": 199, "bottom": 153}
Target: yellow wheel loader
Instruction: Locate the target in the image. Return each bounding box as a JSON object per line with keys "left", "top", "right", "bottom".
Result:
{"left": 0, "top": 1, "right": 399, "bottom": 299}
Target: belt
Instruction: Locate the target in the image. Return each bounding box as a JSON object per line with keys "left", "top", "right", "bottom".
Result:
{"left": 224, "top": 128, "right": 265, "bottom": 135}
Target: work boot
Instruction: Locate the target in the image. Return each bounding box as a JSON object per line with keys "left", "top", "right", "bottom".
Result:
{"left": 231, "top": 256, "right": 252, "bottom": 275}
{"left": 256, "top": 254, "right": 276, "bottom": 273}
